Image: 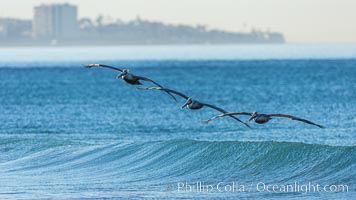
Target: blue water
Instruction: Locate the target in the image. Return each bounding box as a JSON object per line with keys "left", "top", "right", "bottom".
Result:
{"left": 0, "top": 45, "right": 355, "bottom": 199}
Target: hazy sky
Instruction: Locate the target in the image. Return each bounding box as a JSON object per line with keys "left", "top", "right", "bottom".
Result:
{"left": 1, "top": 0, "right": 356, "bottom": 43}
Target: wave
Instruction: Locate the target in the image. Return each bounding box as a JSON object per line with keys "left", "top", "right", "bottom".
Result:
{"left": 0, "top": 139, "right": 354, "bottom": 186}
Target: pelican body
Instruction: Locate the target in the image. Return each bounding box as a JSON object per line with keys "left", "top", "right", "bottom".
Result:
{"left": 182, "top": 98, "right": 204, "bottom": 110}
{"left": 250, "top": 114, "right": 272, "bottom": 124}
{"left": 117, "top": 69, "right": 142, "bottom": 85}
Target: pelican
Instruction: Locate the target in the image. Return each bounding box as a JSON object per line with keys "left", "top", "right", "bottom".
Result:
{"left": 85, "top": 64, "right": 176, "bottom": 101}
{"left": 203, "top": 111, "right": 324, "bottom": 128}
{"left": 137, "top": 87, "right": 251, "bottom": 128}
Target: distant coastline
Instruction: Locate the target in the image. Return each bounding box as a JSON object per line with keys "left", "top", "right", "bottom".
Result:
{"left": 0, "top": 37, "right": 286, "bottom": 47}
{"left": 0, "top": 27, "right": 285, "bottom": 47}
{"left": 1, "top": 10, "right": 285, "bottom": 47}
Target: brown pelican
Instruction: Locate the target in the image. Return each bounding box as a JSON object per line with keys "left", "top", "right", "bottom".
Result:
{"left": 137, "top": 87, "right": 251, "bottom": 128}
{"left": 85, "top": 64, "right": 176, "bottom": 101}
{"left": 203, "top": 111, "right": 324, "bottom": 128}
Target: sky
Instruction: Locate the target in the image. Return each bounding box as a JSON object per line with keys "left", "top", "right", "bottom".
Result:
{"left": 0, "top": 0, "right": 356, "bottom": 43}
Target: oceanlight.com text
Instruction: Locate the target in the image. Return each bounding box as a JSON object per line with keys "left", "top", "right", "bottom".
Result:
{"left": 174, "top": 181, "right": 349, "bottom": 193}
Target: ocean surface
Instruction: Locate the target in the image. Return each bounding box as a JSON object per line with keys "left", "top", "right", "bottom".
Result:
{"left": 0, "top": 44, "right": 355, "bottom": 199}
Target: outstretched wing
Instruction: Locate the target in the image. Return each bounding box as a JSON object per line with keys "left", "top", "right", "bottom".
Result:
{"left": 201, "top": 104, "right": 251, "bottom": 128}
{"left": 137, "top": 86, "right": 194, "bottom": 101}
{"left": 135, "top": 76, "right": 177, "bottom": 102}
{"left": 84, "top": 64, "right": 123, "bottom": 72}
{"left": 268, "top": 114, "right": 325, "bottom": 128}
{"left": 135, "top": 76, "right": 164, "bottom": 87}
{"left": 203, "top": 112, "right": 252, "bottom": 123}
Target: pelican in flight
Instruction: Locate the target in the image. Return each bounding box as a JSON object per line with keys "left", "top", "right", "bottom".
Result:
{"left": 203, "top": 111, "right": 324, "bottom": 128}
{"left": 137, "top": 87, "right": 251, "bottom": 128}
{"left": 85, "top": 64, "right": 176, "bottom": 101}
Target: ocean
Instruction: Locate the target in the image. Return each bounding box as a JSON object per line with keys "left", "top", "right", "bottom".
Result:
{"left": 0, "top": 44, "right": 355, "bottom": 199}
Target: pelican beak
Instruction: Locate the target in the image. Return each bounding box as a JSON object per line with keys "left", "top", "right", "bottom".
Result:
{"left": 116, "top": 73, "right": 124, "bottom": 79}
{"left": 181, "top": 103, "right": 188, "bottom": 109}
{"left": 181, "top": 101, "right": 190, "bottom": 109}
{"left": 248, "top": 115, "right": 255, "bottom": 121}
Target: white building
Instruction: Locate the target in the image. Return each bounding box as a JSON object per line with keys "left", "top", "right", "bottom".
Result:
{"left": 33, "top": 3, "right": 78, "bottom": 39}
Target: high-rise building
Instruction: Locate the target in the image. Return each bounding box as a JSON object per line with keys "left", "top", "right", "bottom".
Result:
{"left": 33, "top": 3, "right": 78, "bottom": 39}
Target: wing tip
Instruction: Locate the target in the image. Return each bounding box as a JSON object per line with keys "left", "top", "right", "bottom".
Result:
{"left": 246, "top": 123, "right": 252, "bottom": 129}
{"left": 201, "top": 120, "right": 210, "bottom": 124}
{"left": 84, "top": 63, "right": 100, "bottom": 68}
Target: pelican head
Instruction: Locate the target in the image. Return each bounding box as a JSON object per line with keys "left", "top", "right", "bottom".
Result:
{"left": 116, "top": 69, "right": 129, "bottom": 79}
{"left": 248, "top": 111, "right": 259, "bottom": 121}
{"left": 181, "top": 98, "right": 193, "bottom": 109}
